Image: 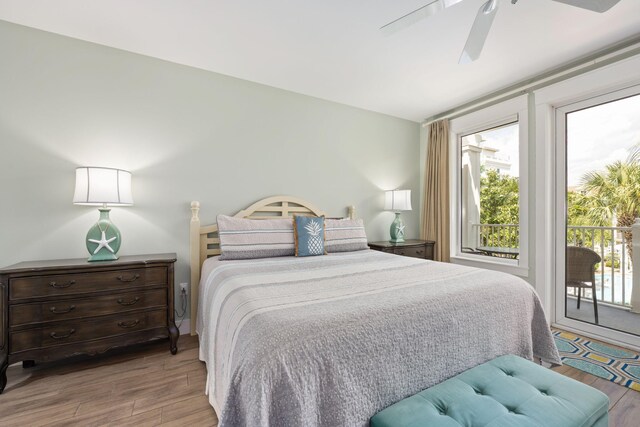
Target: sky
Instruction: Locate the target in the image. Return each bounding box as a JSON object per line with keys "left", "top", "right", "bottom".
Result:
{"left": 468, "top": 93, "right": 640, "bottom": 186}
{"left": 475, "top": 122, "right": 519, "bottom": 177}
{"left": 567, "top": 94, "right": 640, "bottom": 187}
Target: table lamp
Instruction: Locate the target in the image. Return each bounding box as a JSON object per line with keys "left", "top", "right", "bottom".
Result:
{"left": 73, "top": 167, "right": 133, "bottom": 261}
{"left": 384, "top": 189, "right": 412, "bottom": 243}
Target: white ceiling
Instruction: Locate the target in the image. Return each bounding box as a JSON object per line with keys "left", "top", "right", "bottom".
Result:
{"left": 1, "top": 0, "right": 639, "bottom": 122}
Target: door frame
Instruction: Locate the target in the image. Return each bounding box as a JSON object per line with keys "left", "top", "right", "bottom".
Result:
{"left": 553, "top": 84, "right": 640, "bottom": 351}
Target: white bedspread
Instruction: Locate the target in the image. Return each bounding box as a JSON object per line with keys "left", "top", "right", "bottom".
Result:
{"left": 197, "top": 250, "right": 560, "bottom": 427}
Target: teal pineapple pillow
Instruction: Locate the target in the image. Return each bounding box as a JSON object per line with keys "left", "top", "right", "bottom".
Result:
{"left": 293, "top": 215, "right": 326, "bottom": 257}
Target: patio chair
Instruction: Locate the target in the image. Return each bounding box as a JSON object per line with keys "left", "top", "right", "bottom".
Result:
{"left": 566, "top": 246, "right": 600, "bottom": 324}
{"left": 462, "top": 247, "right": 484, "bottom": 255}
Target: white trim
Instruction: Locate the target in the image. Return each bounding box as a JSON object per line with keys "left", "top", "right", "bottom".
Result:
{"left": 552, "top": 319, "right": 640, "bottom": 353}
{"left": 535, "top": 54, "right": 640, "bottom": 107}
{"left": 450, "top": 255, "right": 529, "bottom": 277}
{"left": 449, "top": 97, "right": 526, "bottom": 133}
{"left": 533, "top": 102, "right": 556, "bottom": 317}
{"left": 525, "top": 53, "right": 640, "bottom": 336}
{"left": 178, "top": 318, "right": 191, "bottom": 336}
{"left": 554, "top": 101, "right": 569, "bottom": 329}
{"left": 450, "top": 95, "right": 529, "bottom": 275}
{"left": 549, "top": 80, "right": 640, "bottom": 347}
{"left": 457, "top": 114, "right": 519, "bottom": 137}
{"left": 423, "top": 36, "right": 640, "bottom": 125}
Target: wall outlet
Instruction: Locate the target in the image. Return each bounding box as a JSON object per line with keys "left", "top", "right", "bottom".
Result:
{"left": 179, "top": 283, "right": 189, "bottom": 294}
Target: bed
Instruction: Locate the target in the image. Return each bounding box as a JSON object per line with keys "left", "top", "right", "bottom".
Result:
{"left": 189, "top": 196, "right": 561, "bottom": 427}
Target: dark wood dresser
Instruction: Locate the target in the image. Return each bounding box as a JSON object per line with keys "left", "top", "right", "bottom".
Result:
{"left": 368, "top": 239, "right": 435, "bottom": 260}
{"left": 0, "top": 253, "right": 178, "bottom": 393}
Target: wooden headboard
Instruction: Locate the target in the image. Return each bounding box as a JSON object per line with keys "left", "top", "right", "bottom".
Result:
{"left": 189, "top": 195, "right": 355, "bottom": 335}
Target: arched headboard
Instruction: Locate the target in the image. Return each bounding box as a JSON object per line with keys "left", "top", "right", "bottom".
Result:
{"left": 189, "top": 196, "right": 354, "bottom": 335}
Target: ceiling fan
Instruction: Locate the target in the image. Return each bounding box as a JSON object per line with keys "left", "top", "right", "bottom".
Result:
{"left": 380, "top": 0, "right": 622, "bottom": 64}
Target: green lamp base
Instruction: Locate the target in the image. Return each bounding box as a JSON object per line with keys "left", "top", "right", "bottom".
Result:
{"left": 88, "top": 252, "right": 118, "bottom": 262}
{"left": 86, "top": 208, "right": 121, "bottom": 262}
{"left": 389, "top": 212, "right": 406, "bottom": 243}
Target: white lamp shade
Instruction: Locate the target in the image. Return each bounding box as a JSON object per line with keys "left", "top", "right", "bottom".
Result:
{"left": 384, "top": 189, "right": 412, "bottom": 211}
{"left": 73, "top": 167, "right": 134, "bottom": 206}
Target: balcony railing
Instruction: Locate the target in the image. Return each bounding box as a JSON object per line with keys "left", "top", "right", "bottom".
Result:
{"left": 567, "top": 225, "right": 632, "bottom": 309}
{"left": 470, "top": 223, "right": 636, "bottom": 310}
{"left": 472, "top": 223, "right": 519, "bottom": 250}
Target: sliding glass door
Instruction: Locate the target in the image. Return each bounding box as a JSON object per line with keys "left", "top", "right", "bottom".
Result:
{"left": 555, "top": 85, "right": 640, "bottom": 348}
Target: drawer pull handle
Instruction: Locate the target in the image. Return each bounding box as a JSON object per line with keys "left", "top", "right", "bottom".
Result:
{"left": 49, "top": 280, "right": 76, "bottom": 289}
{"left": 50, "top": 329, "right": 76, "bottom": 340}
{"left": 118, "top": 319, "right": 140, "bottom": 329}
{"left": 117, "top": 297, "right": 140, "bottom": 306}
{"left": 416, "top": 250, "right": 424, "bottom": 254}
{"left": 117, "top": 274, "right": 140, "bottom": 283}
{"left": 49, "top": 305, "right": 76, "bottom": 314}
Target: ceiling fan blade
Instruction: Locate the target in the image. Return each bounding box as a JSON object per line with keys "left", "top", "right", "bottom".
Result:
{"left": 459, "top": 0, "right": 499, "bottom": 64}
{"left": 552, "top": 0, "right": 621, "bottom": 13}
{"left": 380, "top": 0, "right": 465, "bottom": 36}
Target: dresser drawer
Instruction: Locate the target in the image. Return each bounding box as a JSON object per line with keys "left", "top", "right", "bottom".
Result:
{"left": 394, "top": 246, "right": 426, "bottom": 259}
{"left": 378, "top": 247, "right": 395, "bottom": 254}
{"left": 9, "top": 267, "right": 167, "bottom": 301}
{"left": 0, "top": 254, "right": 178, "bottom": 394}
{"left": 10, "top": 308, "right": 167, "bottom": 352}
{"left": 10, "top": 288, "right": 167, "bottom": 327}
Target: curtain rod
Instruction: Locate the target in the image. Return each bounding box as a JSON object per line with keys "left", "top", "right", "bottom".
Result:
{"left": 422, "top": 33, "right": 640, "bottom": 127}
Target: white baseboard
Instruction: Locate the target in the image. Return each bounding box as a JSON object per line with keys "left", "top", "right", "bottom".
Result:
{"left": 177, "top": 318, "right": 191, "bottom": 336}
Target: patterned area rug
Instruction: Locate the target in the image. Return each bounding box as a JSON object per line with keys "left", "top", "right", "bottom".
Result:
{"left": 553, "top": 330, "right": 640, "bottom": 392}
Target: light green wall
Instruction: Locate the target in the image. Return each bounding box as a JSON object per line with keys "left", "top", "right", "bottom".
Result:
{"left": 0, "top": 21, "right": 420, "bottom": 321}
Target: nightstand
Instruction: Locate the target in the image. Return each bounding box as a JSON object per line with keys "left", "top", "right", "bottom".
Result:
{"left": 368, "top": 239, "right": 435, "bottom": 260}
{"left": 0, "top": 253, "right": 178, "bottom": 393}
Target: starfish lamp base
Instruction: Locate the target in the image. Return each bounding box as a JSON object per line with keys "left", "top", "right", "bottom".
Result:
{"left": 389, "top": 212, "right": 406, "bottom": 243}
{"left": 86, "top": 208, "right": 122, "bottom": 262}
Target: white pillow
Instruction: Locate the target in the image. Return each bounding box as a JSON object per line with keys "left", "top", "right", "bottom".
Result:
{"left": 217, "top": 215, "right": 294, "bottom": 260}
{"left": 324, "top": 218, "right": 369, "bottom": 253}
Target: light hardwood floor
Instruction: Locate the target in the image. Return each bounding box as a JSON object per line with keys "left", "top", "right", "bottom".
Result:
{"left": 552, "top": 363, "right": 640, "bottom": 426}
{"left": 0, "top": 335, "right": 217, "bottom": 427}
{"left": 1, "top": 335, "right": 639, "bottom": 426}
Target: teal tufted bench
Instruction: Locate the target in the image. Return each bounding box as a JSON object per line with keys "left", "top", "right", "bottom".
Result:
{"left": 371, "top": 355, "right": 609, "bottom": 427}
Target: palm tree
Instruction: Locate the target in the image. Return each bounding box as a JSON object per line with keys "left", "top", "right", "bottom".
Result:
{"left": 580, "top": 144, "right": 640, "bottom": 255}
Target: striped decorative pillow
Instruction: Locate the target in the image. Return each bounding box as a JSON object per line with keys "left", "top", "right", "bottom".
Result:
{"left": 217, "top": 215, "right": 295, "bottom": 260}
{"left": 325, "top": 218, "right": 369, "bottom": 253}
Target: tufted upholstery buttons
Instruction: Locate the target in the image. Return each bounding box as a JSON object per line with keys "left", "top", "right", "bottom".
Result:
{"left": 370, "top": 355, "right": 610, "bottom": 427}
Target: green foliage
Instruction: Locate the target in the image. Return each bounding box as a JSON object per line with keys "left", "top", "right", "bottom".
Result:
{"left": 579, "top": 146, "right": 640, "bottom": 229}
{"left": 604, "top": 254, "right": 620, "bottom": 269}
{"left": 476, "top": 144, "right": 640, "bottom": 254}
{"left": 566, "top": 190, "right": 616, "bottom": 248}
{"left": 581, "top": 159, "right": 640, "bottom": 227}
{"left": 570, "top": 145, "right": 640, "bottom": 256}
{"left": 567, "top": 191, "right": 596, "bottom": 226}
{"left": 480, "top": 169, "right": 519, "bottom": 225}
{"left": 479, "top": 169, "right": 519, "bottom": 247}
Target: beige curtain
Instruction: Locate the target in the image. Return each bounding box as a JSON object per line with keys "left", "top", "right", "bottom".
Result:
{"left": 421, "top": 120, "right": 450, "bottom": 262}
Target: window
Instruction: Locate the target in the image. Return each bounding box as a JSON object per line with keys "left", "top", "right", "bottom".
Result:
{"left": 555, "top": 86, "right": 640, "bottom": 338}
{"left": 449, "top": 96, "right": 528, "bottom": 274}
{"left": 460, "top": 121, "right": 520, "bottom": 259}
